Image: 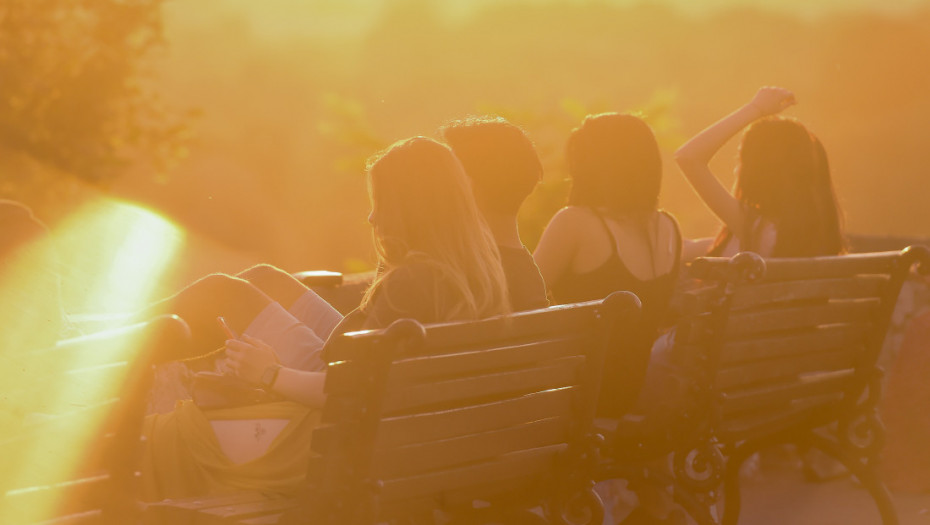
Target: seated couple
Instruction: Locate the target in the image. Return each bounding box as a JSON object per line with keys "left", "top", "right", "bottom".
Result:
{"left": 140, "top": 119, "right": 549, "bottom": 501}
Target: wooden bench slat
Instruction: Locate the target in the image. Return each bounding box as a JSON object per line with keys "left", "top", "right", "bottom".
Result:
{"left": 144, "top": 492, "right": 297, "bottom": 525}
{"left": 326, "top": 301, "right": 604, "bottom": 362}
{"left": 196, "top": 498, "right": 298, "bottom": 520}
{"left": 670, "top": 314, "right": 715, "bottom": 346}
{"left": 728, "top": 275, "right": 889, "bottom": 310}
{"left": 2, "top": 474, "right": 112, "bottom": 520}
{"left": 314, "top": 387, "right": 576, "bottom": 453}
{"left": 719, "top": 323, "right": 869, "bottom": 364}
{"left": 377, "top": 444, "right": 566, "bottom": 503}
{"left": 380, "top": 356, "right": 584, "bottom": 415}
{"left": 371, "top": 416, "right": 571, "bottom": 478}
{"left": 2, "top": 315, "right": 190, "bottom": 525}
{"left": 383, "top": 336, "right": 586, "bottom": 386}
{"left": 241, "top": 514, "right": 288, "bottom": 525}
{"left": 677, "top": 284, "right": 721, "bottom": 316}
{"left": 717, "top": 393, "right": 845, "bottom": 443}
{"left": 375, "top": 475, "right": 545, "bottom": 522}
{"left": 725, "top": 299, "right": 879, "bottom": 338}
{"left": 690, "top": 250, "right": 904, "bottom": 283}
{"left": 752, "top": 251, "right": 903, "bottom": 281}
{"left": 719, "top": 369, "right": 858, "bottom": 415}
{"left": 144, "top": 490, "right": 281, "bottom": 512}
{"left": 716, "top": 349, "right": 860, "bottom": 390}
{"left": 377, "top": 386, "right": 576, "bottom": 448}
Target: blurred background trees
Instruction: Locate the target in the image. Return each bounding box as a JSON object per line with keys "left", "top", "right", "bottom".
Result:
{"left": 2, "top": 0, "right": 930, "bottom": 291}
{"left": 0, "top": 0, "right": 188, "bottom": 218}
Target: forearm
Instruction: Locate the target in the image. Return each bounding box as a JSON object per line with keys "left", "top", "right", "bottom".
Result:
{"left": 681, "top": 237, "right": 714, "bottom": 262}
{"left": 675, "top": 104, "right": 762, "bottom": 166}
{"left": 269, "top": 367, "right": 327, "bottom": 407}
{"left": 673, "top": 104, "right": 764, "bottom": 232}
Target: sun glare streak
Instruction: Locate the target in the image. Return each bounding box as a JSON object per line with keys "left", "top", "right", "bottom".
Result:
{"left": 1, "top": 200, "right": 184, "bottom": 523}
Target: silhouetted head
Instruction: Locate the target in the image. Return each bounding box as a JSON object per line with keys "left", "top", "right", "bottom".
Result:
{"left": 567, "top": 113, "right": 662, "bottom": 217}
{"left": 735, "top": 118, "right": 817, "bottom": 220}
{"left": 713, "top": 117, "right": 845, "bottom": 256}
{"left": 363, "top": 137, "right": 510, "bottom": 320}
{"left": 440, "top": 116, "right": 543, "bottom": 215}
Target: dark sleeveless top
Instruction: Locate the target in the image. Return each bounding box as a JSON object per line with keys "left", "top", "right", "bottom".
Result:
{"left": 550, "top": 209, "right": 682, "bottom": 418}
{"left": 499, "top": 245, "right": 549, "bottom": 312}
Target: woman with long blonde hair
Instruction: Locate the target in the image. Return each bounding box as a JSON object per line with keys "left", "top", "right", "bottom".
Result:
{"left": 142, "top": 136, "right": 511, "bottom": 501}
{"left": 360, "top": 135, "right": 511, "bottom": 325}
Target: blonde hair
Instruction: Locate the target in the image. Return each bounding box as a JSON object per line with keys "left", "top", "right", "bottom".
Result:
{"left": 361, "top": 137, "right": 511, "bottom": 322}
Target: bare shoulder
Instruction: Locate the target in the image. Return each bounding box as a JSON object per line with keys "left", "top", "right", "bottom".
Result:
{"left": 656, "top": 210, "right": 681, "bottom": 239}
{"left": 549, "top": 206, "right": 600, "bottom": 230}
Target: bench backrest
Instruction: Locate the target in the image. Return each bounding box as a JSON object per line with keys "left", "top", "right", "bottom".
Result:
{"left": 679, "top": 247, "right": 930, "bottom": 443}
{"left": 0, "top": 315, "right": 190, "bottom": 525}
{"left": 297, "top": 291, "right": 640, "bottom": 524}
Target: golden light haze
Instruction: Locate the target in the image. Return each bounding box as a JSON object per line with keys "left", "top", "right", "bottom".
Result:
{"left": 7, "top": 0, "right": 930, "bottom": 306}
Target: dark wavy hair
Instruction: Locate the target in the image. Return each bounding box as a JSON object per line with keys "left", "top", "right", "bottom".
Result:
{"left": 566, "top": 113, "right": 661, "bottom": 217}
{"left": 441, "top": 116, "right": 543, "bottom": 214}
{"left": 710, "top": 118, "right": 846, "bottom": 256}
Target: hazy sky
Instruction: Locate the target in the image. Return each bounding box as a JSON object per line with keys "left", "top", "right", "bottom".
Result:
{"left": 169, "top": 0, "right": 930, "bottom": 41}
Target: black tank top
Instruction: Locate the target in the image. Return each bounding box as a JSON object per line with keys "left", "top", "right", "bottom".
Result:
{"left": 551, "top": 209, "right": 681, "bottom": 314}
{"left": 550, "top": 208, "right": 682, "bottom": 418}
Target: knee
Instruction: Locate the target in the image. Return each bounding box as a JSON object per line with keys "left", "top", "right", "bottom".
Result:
{"left": 191, "top": 273, "right": 264, "bottom": 304}
{"left": 239, "top": 264, "right": 305, "bottom": 303}
{"left": 238, "top": 264, "right": 291, "bottom": 286}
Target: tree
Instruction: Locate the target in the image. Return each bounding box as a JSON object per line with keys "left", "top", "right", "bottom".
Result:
{"left": 0, "top": 0, "right": 186, "bottom": 184}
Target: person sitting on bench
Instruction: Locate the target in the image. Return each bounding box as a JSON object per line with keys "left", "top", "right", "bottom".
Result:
{"left": 140, "top": 137, "right": 512, "bottom": 501}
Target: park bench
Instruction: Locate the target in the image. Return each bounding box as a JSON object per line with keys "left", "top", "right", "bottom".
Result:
{"left": 294, "top": 270, "right": 370, "bottom": 315}
{"left": 597, "top": 246, "right": 930, "bottom": 525}
{"left": 142, "top": 290, "right": 641, "bottom": 525}
{"left": 0, "top": 314, "right": 191, "bottom": 525}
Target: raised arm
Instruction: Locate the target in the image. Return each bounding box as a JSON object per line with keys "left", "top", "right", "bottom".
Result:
{"left": 674, "top": 87, "right": 796, "bottom": 235}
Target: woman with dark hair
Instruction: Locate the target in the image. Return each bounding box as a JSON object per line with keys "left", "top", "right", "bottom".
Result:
{"left": 440, "top": 116, "right": 549, "bottom": 312}
{"left": 534, "top": 114, "right": 683, "bottom": 524}
{"left": 675, "top": 86, "right": 845, "bottom": 259}
{"left": 141, "top": 137, "right": 512, "bottom": 500}
{"left": 534, "top": 113, "right": 682, "bottom": 418}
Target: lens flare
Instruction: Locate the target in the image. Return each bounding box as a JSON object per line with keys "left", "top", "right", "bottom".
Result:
{"left": 0, "top": 199, "right": 184, "bottom": 523}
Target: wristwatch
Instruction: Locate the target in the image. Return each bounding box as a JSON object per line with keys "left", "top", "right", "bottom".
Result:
{"left": 260, "top": 364, "right": 282, "bottom": 391}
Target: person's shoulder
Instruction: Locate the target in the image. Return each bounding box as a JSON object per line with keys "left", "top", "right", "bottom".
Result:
{"left": 657, "top": 209, "right": 682, "bottom": 237}
{"left": 362, "top": 259, "right": 445, "bottom": 329}
{"left": 549, "top": 206, "right": 601, "bottom": 230}
{"left": 377, "top": 258, "right": 445, "bottom": 301}
{"left": 555, "top": 205, "right": 599, "bottom": 221}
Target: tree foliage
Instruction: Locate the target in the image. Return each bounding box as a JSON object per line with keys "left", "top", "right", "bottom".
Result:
{"left": 0, "top": 0, "right": 186, "bottom": 184}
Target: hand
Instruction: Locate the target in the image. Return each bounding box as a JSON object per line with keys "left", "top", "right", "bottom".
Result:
{"left": 224, "top": 334, "right": 280, "bottom": 386}
{"left": 748, "top": 86, "right": 796, "bottom": 117}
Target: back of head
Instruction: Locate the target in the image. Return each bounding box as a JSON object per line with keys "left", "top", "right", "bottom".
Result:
{"left": 364, "top": 137, "right": 510, "bottom": 321}
{"left": 567, "top": 113, "right": 662, "bottom": 216}
{"left": 734, "top": 118, "right": 845, "bottom": 256}
{"left": 440, "top": 116, "right": 543, "bottom": 215}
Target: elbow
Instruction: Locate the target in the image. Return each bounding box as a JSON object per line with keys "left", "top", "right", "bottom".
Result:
{"left": 673, "top": 148, "right": 703, "bottom": 173}
{"left": 673, "top": 147, "right": 692, "bottom": 167}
